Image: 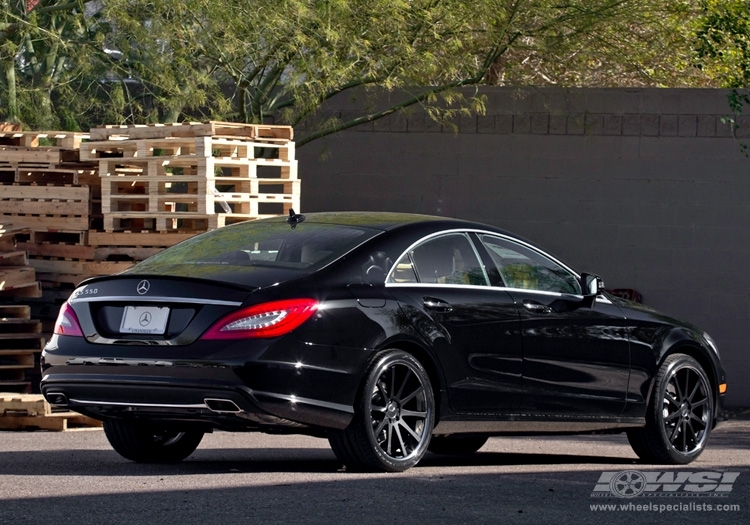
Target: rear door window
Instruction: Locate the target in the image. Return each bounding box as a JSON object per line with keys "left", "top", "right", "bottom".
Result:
{"left": 388, "top": 233, "right": 489, "bottom": 286}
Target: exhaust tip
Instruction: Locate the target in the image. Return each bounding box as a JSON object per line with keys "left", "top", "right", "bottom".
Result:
{"left": 46, "top": 393, "right": 69, "bottom": 407}
{"left": 204, "top": 398, "right": 241, "bottom": 413}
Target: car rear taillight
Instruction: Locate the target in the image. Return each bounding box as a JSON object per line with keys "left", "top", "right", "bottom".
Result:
{"left": 53, "top": 302, "right": 84, "bottom": 337}
{"left": 201, "top": 299, "right": 318, "bottom": 340}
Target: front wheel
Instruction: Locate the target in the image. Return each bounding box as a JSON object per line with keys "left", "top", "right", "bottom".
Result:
{"left": 627, "top": 354, "right": 714, "bottom": 464}
{"left": 103, "top": 419, "right": 204, "bottom": 463}
{"left": 329, "top": 350, "right": 435, "bottom": 472}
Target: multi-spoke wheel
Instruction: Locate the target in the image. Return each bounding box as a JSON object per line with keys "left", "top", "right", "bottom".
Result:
{"left": 627, "top": 354, "right": 714, "bottom": 464}
{"left": 328, "top": 349, "right": 435, "bottom": 472}
{"left": 103, "top": 419, "right": 204, "bottom": 463}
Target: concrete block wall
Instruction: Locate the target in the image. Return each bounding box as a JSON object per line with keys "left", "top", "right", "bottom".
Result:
{"left": 296, "top": 87, "right": 750, "bottom": 407}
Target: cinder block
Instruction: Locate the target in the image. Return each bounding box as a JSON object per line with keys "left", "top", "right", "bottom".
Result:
{"left": 697, "top": 115, "right": 716, "bottom": 136}
{"left": 477, "top": 115, "right": 495, "bottom": 134}
{"left": 717, "top": 116, "right": 735, "bottom": 137}
{"left": 622, "top": 114, "right": 641, "bottom": 135}
{"left": 678, "top": 115, "right": 697, "bottom": 136}
{"left": 459, "top": 115, "right": 477, "bottom": 133}
{"left": 495, "top": 115, "right": 513, "bottom": 134}
{"left": 734, "top": 115, "right": 750, "bottom": 138}
{"left": 603, "top": 115, "right": 622, "bottom": 135}
{"left": 567, "top": 114, "right": 585, "bottom": 135}
{"left": 513, "top": 114, "right": 531, "bottom": 134}
{"left": 530, "top": 113, "right": 549, "bottom": 134}
{"left": 660, "top": 115, "right": 679, "bottom": 136}
{"left": 583, "top": 114, "right": 602, "bottom": 135}
{"left": 549, "top": 115, "right": 567, "bottom": 134}
{"left": 641, "top": 115, "right": 659, "bottom": 136}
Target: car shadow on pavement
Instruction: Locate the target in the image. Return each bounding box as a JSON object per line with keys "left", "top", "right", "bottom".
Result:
{"left": 0, "top": 446, "right": 639, "bottom": 477}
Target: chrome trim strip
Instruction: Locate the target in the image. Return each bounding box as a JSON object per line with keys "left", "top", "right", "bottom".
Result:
{"left": 69, "top": 295, "right": 242, "bottom": 306}
{"left": 69, "top": 393, "right": 355, "bottom": 415}
{"left": 386, "top": 282, "right": 610, "bottom": 302}
{"left": 69, "top": 398, "right": 209, "bottom": 410}
{"left": 253, "top": 390, "right": 355, "bottom": 414}
{"left": 385, "top": 228, "right": 582, "bottom": 283}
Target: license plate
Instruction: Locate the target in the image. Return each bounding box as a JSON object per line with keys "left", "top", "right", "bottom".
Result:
{"left": 120, "top": 306, "right": 170, "bottom": 334}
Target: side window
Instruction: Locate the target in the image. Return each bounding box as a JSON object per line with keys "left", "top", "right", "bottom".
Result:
{"left": 480, "top": 235, "right": 581, "bottom": 294}
{"left": 388, "top": 233, "right": 488, "bottom": 286}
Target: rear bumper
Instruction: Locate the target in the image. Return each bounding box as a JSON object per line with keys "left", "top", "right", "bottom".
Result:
{"left": 40, "top": 334, "right": 367, "bottom": 432}
{"left": 40, "top": 375, "right": 354, "bottom": 432}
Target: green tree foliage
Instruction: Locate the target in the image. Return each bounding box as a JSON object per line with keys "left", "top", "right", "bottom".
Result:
{"left": 99, "top": 0, "right": 716, "bottom": 145}
{"left": 0, "top": 0, "right": 731, "bottom": 141}
{"left": 694, "top": 1, "right": 750, "bottom": 150}
{"left": 695, "top": 0, "right": 750, "bottom": 88}
{"left": 0, "top": 0, "right": 107, "bottom": 129}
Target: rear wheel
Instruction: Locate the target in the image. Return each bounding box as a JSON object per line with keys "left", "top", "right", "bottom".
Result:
{"left": 103, "top": 419, "right": 204, "bottom": 463}
{"left": 328, "top": 349, "right": 435, "bottom": 472}
{"left": 627, "top": 354, "right": 714, "bottom": 464}
{"left": 428, "top": 435, "right": 488, "bottom": 456}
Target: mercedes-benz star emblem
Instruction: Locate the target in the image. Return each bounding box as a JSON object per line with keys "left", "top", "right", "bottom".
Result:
{"left": 139, "top": 312, "right": 152, "bottom": 326}
{"left": 136, "top": 280, "right": 150, "bottom": 295}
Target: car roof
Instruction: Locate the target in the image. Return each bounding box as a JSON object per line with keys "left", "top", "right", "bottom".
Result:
{"left": 281, "top": 211, "right": 507, "bottom": 233}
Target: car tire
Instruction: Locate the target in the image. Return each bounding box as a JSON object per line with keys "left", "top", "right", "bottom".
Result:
{"left": 328, "top": 349, "right": 435, "bottom": 472}
{"left": 103, "top": 419, "right": 204, "bottom": 463}
{"left": 627, "top": 354, "right": 714, "bottom": 464}
{"left": 428, "top": 435, "right": 488, "bottom": 456}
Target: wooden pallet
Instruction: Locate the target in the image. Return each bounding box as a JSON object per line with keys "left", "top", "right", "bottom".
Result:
{"left": 82, "top": 136, "right": 291, "bottom": 160}
{"left": 0, "top": 307, "right": 44, "bottom": 394}
{"left": 0, "top": 263, "right": 36, "bottom": 291}
{"left": 13, "top": 166, "right": 99, "bottom": 185}
{"left": 87, "top": 230, "right": 196, "bottom": 247}
{"left": 102, "top": 212, "right": 268, "bottom": 232}
{"left": 1, "top": 213, "right": 89, "bottom": 231}
{"left": 97, "top": 156, "right": 297, "bottom": 180}
{"left": 16, "top": 242, "right": 95, "bottom": 260}
{"left": 29, "top": 229, "right": 88, "bottom": 245}
{"left": 90, "top": 121, "right": 294, "bottom": 141}
{"left": 0, "top": 185, "right": 90, "bottom": 216}
{"left": 0, "top": 393, "right": 102, "bottom": 431}
{"left": 0, "top": 130, "right": 89, "bottom": 149}
{"left": 28, "top": 258, "right": 133, "bottom": 276}
{"left": 0, "top": 146, "right": 62, "bottom": 165}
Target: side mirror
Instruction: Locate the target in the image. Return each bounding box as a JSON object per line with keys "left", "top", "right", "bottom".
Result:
{"left": 580, "top": 273, "right": 604, "bottom": 307}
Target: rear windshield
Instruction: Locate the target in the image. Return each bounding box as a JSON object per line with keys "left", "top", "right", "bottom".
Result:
{"left": 132, "top": 219, "right": 381, "bottom": 273}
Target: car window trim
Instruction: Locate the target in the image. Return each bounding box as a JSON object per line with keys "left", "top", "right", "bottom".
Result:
{"left": 386, "top": 229, "right": 490, "bottom": 286}
{"left": 385, "top": 228, "right": 582, "bottom": 289}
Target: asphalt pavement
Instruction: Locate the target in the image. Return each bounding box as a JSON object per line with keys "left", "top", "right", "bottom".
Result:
{"left": 1, "top": 420, "right": 748, "bottom": 524}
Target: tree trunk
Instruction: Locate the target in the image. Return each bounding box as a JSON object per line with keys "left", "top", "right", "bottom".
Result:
{"left": 2, "top": 57, "right": 19, "bottom": 123}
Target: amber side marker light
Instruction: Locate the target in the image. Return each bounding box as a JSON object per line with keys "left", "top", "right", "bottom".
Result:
{"left": 719, "top": 383, "right": 727, "bottom": 394}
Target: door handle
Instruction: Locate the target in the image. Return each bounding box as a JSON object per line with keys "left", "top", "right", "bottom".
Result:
{"left": 423, "top": 297, "right": 453, "bottom": 313}
{"left": 522, "top": 301, "right": 552, "bottom": 314}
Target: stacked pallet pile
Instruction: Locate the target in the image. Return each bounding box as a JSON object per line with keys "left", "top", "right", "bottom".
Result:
{"left": 0, "top": 128, "right": 106, "bottom": 288}
{"left": 1, "top": 225, "right": 44, "bottom": 393}
{"left": 0, "top": 305, "right": 44, "bottom": 393}
{"left": 0, "top": 121, "right": 299, "bottom": 288}
{"left": 83, "top": 121, "right": 299, "bottom": 232}
{"left": 0, "top": 223, "right": 42, "bottom": 299}
{"left": 0, "top": 393, "right": 101, "bottom": 431}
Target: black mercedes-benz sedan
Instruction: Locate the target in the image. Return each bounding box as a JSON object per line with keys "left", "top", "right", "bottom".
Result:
{"left": 41, "top": 212, "right": 726, "bottom": 472}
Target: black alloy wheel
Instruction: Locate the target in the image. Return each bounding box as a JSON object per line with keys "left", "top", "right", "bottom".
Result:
{"left": 103, "top": 419, "right": 204, "bottom": 463}
{"left": 328, "top": 349, "right": 435, "bottom": 472}
{"left": 627, "top": 354, "right": 714, "bottom": 464}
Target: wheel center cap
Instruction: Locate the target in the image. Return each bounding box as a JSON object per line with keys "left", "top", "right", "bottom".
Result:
{"left": 385, "top": 401, "right": 399, "bottom": 419}
{"left": 680, "top": 402, "right": 690, "bottom": 418}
